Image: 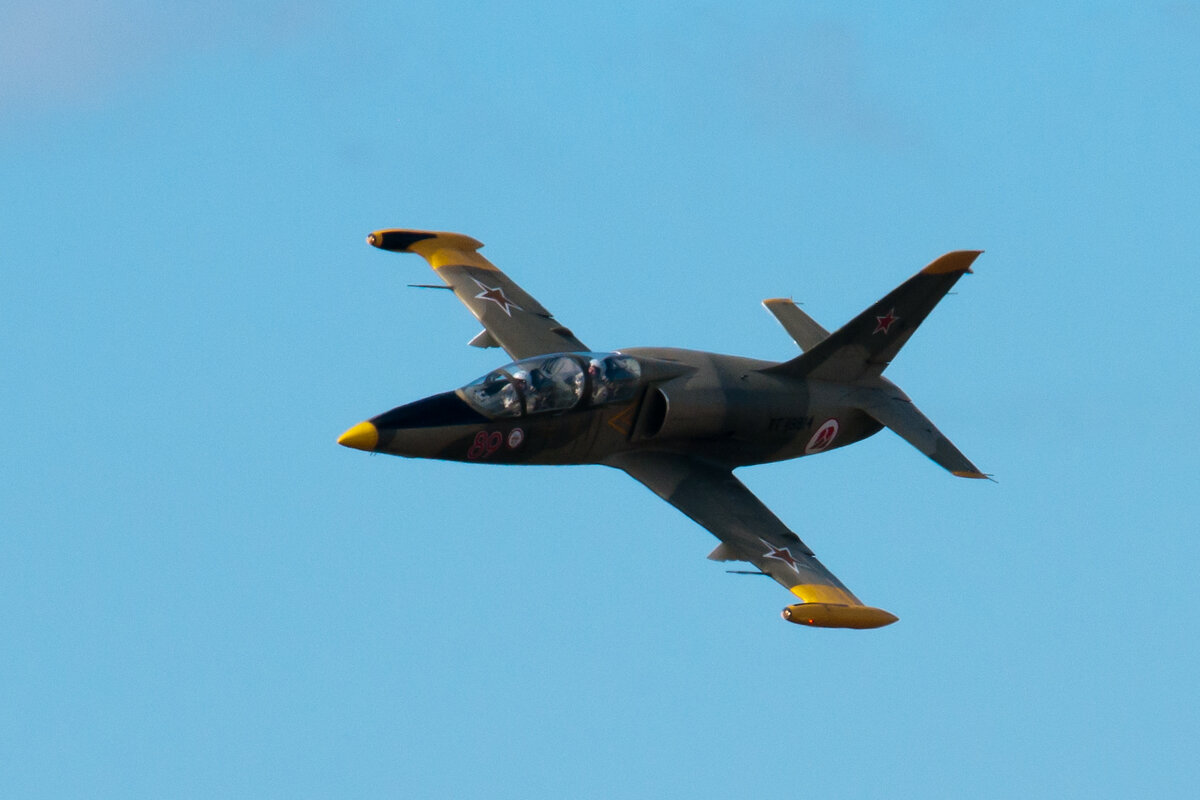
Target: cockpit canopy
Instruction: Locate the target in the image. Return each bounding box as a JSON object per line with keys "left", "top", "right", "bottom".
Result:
{"left": 458, "top": 352, "right": 642, "bottom": 418}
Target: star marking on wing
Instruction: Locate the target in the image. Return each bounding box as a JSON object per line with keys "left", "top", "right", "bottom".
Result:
{"left": 873, "top": 307, "right": 900, "bottom": 334}
{"left": 472, "top": 278, "right": 523, "bottom": 317}
{"left": 760, "top": 538, "right": 801, "bottom": 573}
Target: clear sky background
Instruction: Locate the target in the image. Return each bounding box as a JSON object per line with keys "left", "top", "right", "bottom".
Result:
{"left": 3, "top": 2, "right": 1199, "bottom": 797}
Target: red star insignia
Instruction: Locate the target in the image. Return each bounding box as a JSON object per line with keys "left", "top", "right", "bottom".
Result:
{"left": 761, "top": 538, "right": 801, "bottom": 572}
{"left": 472, "top": 278, "right": 523, "bottom": 317}
{"left": 873, "top": 307, "right": 900, "bottom": 334}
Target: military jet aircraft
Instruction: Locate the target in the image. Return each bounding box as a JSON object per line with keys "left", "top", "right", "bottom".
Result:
{"left": 338, "top": 229, "right": 986, "bottom": 629}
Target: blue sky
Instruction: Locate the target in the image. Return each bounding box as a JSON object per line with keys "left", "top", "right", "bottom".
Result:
{"left": 4, "top": 1, "right": 1199, "bottom": 797}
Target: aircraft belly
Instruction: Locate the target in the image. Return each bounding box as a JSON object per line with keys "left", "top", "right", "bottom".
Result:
{"left": 763, "top": 410, "right": 884, "bottom": 464}
{"left": 616, "top": 373, "right": 882, "bottom": 467}
{"left": 726, "top": 378, "right": 883, "bottom": 464}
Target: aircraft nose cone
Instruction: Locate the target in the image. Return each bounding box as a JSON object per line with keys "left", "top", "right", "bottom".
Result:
{"left": 337, "top": 421, "right": 379, "bottom": 451}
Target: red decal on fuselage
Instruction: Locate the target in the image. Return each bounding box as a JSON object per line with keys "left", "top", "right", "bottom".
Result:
{"left": 805, "top": 419, "right": 839, "bottom": 454}
{"left": 467, "top": 430, "right": 504, "bottom": 460}
{"left": 507, "top": 428, "right": 525, "bottom": 449}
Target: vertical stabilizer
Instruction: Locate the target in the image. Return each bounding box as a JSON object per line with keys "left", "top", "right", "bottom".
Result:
{"left": 764, "top": 251, "right": 981, "bottom": 382}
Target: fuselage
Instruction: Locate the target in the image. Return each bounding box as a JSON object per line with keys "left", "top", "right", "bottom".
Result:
{"left": 343, "top": 348, "right": 883, "bottom": 470}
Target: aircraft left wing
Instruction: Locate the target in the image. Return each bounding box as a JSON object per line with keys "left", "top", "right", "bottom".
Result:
{"left": 367, "top": 229, "right": 588, "bottom": 360}
{"left": 609, "top": 452, "right": 898, "bottom": 629}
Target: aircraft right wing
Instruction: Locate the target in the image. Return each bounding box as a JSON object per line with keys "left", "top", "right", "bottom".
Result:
{"left": 366, "top": 229, "right": 589, "bottom": 360}
{"left": 608, "top": 451, "right": 898, "bottom": 629}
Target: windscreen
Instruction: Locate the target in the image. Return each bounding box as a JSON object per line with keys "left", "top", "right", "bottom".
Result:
{"left": 459, "top": 353, "right": 641, "bottom": 418}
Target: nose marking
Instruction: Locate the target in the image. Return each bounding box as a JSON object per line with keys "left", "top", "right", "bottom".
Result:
{"left": 337, "top": 421, "right": 379, "bottom": 451}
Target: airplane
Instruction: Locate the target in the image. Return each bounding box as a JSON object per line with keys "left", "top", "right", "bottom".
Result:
{"left": 338, "top": 229, "right": 987, "bottom": 629}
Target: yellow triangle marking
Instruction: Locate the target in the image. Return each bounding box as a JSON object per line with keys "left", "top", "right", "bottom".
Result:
{"left": 607, "top": 403, "right": 637, "bottom": 435}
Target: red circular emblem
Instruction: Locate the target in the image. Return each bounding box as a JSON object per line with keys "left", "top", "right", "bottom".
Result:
{"left": 805, "top": 419, "right": 839, "bottom": 454}
{"left": 507, "top": 428, "right": 525, "bottom": 449}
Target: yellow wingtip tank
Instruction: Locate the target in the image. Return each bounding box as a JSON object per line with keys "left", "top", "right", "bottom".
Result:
{"left": 782, "top": 584, "right": 898, "bottom": 628}
{"left": 366, "top": 229, "right": 494, "bottom": 270}
{"left": 781, "top": 603, "right": 899, "bottom": 629}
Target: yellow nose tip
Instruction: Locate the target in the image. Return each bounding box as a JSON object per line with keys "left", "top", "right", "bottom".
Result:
{"left": 337, "top": 421, "right": 379, "bottom": 451}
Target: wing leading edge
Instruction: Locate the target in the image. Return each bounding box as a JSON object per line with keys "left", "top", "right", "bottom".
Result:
{"left": 609, "top": 452, "right": 898, "bottom": 629}
{"left": 367, "top": 229, "right": 588, "bottom": 360}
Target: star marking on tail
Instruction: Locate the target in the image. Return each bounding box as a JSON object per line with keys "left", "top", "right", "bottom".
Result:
{"left": 873, "top": 307, "right": 900, "bottom": 334}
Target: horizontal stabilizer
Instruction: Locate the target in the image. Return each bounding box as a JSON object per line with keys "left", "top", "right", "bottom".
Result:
{"left": 762, "top": 298, "right": 830, "bottom": 351}
{"left": 852, "top": 385, "right": 986, "bottom": 479}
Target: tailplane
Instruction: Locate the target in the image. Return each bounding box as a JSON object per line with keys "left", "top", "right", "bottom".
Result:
{"left": 762, "top": 298, "right": 830, "bottom": 351}
{"left": 850, "top": 383, "right": 987, "bottom": 479}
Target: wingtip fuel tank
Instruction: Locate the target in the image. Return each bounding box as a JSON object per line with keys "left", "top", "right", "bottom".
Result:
{"left": 781, "top": 603, "right": 899, "bottom": 629}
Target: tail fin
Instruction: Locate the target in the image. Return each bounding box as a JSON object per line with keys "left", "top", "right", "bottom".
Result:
{"left": 764, "top": 251, "right": 981, "bottom": 382}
